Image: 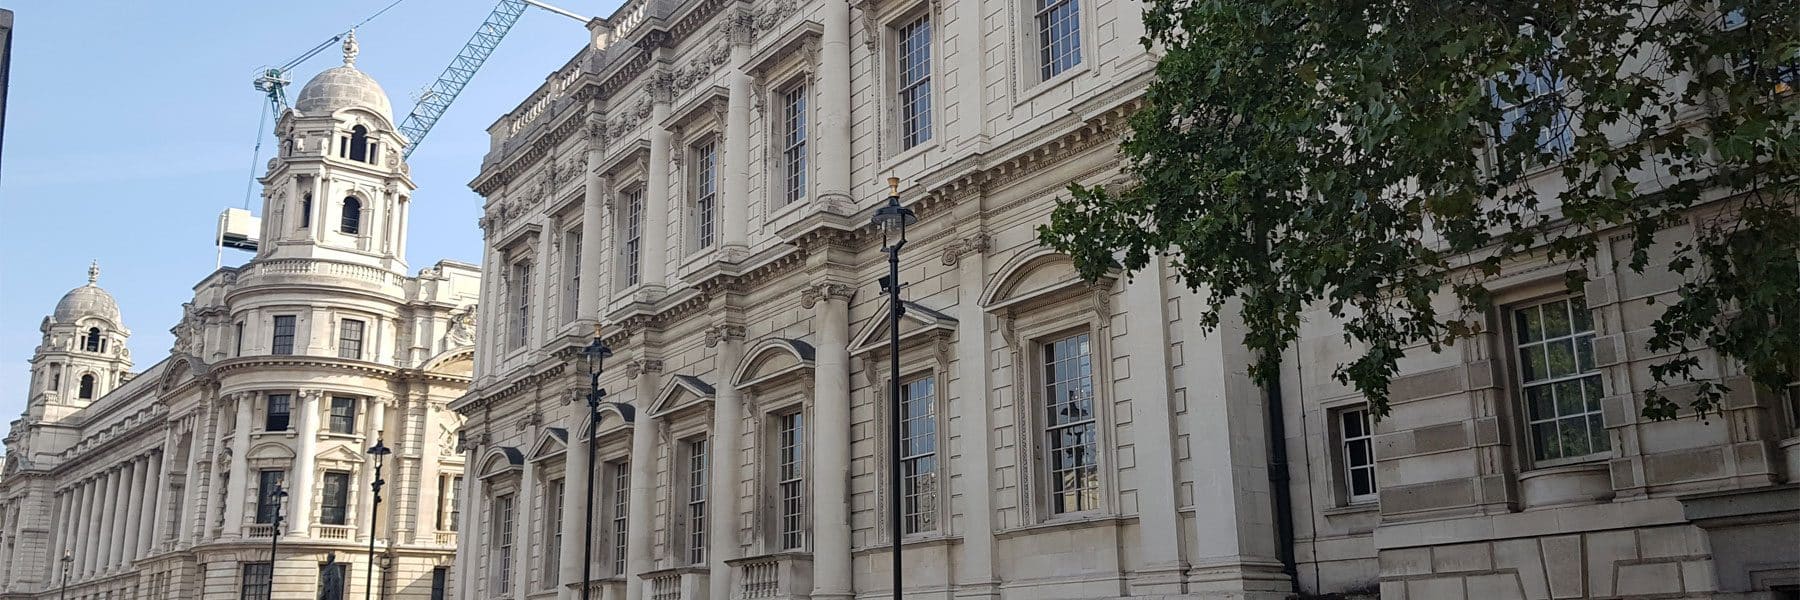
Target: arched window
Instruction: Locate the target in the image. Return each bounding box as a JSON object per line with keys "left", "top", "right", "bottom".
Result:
{"left": 83, "top": 327, "right": 103, "bottom": 352}
{"left": 300, "top": 194, "right": 313, "bottom": 229}
{"left": 349, "top": 126, "right": 370, "bottom": 163}
{"left": 78, "top": 374, "right": 96, "bottom": 399}
{"left": 47, "top": 364, "right": 61, "bottom": 392}
{"left": 341, "top": 197, "right": 362, "bottom": 234}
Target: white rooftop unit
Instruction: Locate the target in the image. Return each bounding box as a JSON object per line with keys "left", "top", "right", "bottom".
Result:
{"left": 217, "top": 208, "right": 261, "bottom": 252}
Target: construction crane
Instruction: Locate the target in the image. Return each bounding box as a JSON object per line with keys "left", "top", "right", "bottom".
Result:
{"left": 252, "top": 34, "right": 345, "bottom": 120}
{"left": 399, "top": 0, "right": 589, "bottom": 156}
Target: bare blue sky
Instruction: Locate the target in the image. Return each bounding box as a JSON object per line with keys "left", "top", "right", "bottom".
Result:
{"left": 0, "top": 0, "right": 611, "bottom": 420}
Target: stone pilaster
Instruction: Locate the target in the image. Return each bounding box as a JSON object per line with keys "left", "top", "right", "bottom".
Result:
{"left": 804, "top": 282, "right": 854, "bottom": 600}
{"left": 291, "top": 390, "right": 322, "bottom": 535}
{"left": 578, "top": 124, "right": 607, "bottom": 320}
{"left": 950, "top": 228, "right": 1000, "bottom": 599}
{"left": 707, "top": 323, "right": 747, "bottom": 600}
{"left": 122, "top": 457, "right": 148, "bottom": 566}
{"left": 816, "top": 0, "right": 852, "bottom": 208}
{"left": 625, "top": 357, "right": 664, "bottom": 600}
{"left": 641, "top": 87, "right": 674, "bottom": 293}
{"left": 139, "top": 450, "right": 162, "bottom": 558}
{"left": 223, "top": 393, "right": 254, "bottom": 537}
{"left": 557, "top": 394, "right": 590, "bottom": 600}
{"left": 719, "top": 14, "right": 754, "bottom": 260}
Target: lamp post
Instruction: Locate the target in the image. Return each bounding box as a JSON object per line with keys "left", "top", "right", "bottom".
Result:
{"left": 580, "top": 325, "right": 635, "bottom": 600}
{"left": 365, "top": 439, "right": 391, "bottom": 600}
{"left": 58, "top": 551, "right": 72, "bottom": 600}
{"left": 267, "top": 482, "right": 289, "bottom": 593}
{"left": 871, "top": 177, "right": 916, "bottom": 600}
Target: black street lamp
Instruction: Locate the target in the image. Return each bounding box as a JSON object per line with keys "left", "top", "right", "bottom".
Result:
{"left": 580, "top": 325, "right": 635, "bottom": 600}
{"left": 267, "top": 482, "right": 289, "bottom": 592}
{"left": 365, "top": 439, "right": 392, "bottom": 600}
{"left": 871, "top": 177, "right": 916, "bottom": 600}
{"left": 58, "top": 551, "right": 72, "bottom": 600}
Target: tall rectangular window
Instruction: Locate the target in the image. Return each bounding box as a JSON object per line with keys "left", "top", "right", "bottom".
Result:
{"left": 1043, "top": 332, "right": 1098, "bottom": 514}
{"left": 509, "top": 262, "right": 533, "bottom": 349}
{"left": 780, "top": 84, "right": 808, "bottom": 204}
{"left": 621, "top": 188, "right": 644, "bottom": 287}
{"left": 900, "top": 376, "right": 938, "bottom": 533}
{"left": 1515, "top": 295, "right": 1606, "bottom": 463}
{"left": 1492, "top": 36, "right": 1573, "bottom": 158}
{"left": 544, "top": 478, "right": 565, "bottom": 587}
{"left": 1035, "top": 0, "right": 1081, "bottom": 79}
{"left": 896, "top": 15, "right": 933, "bottom": 150}
{"left": 429, "top": 566, "right": 449, "bottom": 600}
{"left": 235, "top": 322, "right": 245, "bottom": 357}
{"left": 776, "top": 411, "right": 806, "bottom": 549}
{"left": 329, "top": 397, "right": 357, "bottom": 434}
{"left": 610, "top": 461, "right": 630, "bottom": 575}
{"left": 438, "top": 474, "right": 463, "bottom": 531}
{"left": 684, "top": 438, "right": 708, "bottom": 565}
{"left": 691, "top": 140, "right": 718, "bottom": 250}
{"left": 564, "top": 231, "right": 582, "bottom": 324}
{"left": 271, "top": 315, "right": 297, "bottom": 355}
{"left": 265, "top": 394, "right": 291, "bottom": 432}
{"left": 1786, "top": 385, "right": 1800, "bottom": 436}
{"left": 322, "top": 471, "right": 351, "bottom": 525}
{"left": 1337, "top": 407, "right": 1377, "bottom": 504}
{"left": 494, "top": 493, "right": 516, "bottom": 594}
{"left": 255, "top": 470, "right": 286, "bottom": 524}
{"left": 240, "top": 562, "right": 273, "bottom": 600}
{"left": 337, "top": 319, "right": 365, "bottom": 360}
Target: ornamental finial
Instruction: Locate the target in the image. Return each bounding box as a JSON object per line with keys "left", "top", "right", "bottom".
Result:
{"left": 87, "top": 260, "right": 100, "bottom": 285}
{"left": 343, "top": 29, "right": 359, "bottom": 66}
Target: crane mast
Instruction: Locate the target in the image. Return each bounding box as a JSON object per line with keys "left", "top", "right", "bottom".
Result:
{"left": 399, "top": 0, "right": 589, "bottom": 157}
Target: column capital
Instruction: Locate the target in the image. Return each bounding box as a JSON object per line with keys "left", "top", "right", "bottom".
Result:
{"left": 799, "top": 282, "right": 856, "bottom": 308}
{"left": 624, "top": 358, "right": 664, "bottom": 380}
{"left": 703, "top": 324, "right": 747, "bottom": 348}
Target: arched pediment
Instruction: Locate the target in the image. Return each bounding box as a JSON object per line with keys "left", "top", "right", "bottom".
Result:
{"left": 850, "top": 300, "right": 957, "bottom": 356}
{"left": 576, "top": 403, "right": 637, "bottom": 439}
{"left": 649, "top": 375, "right": 716, "bottom": 419}
{"left": 527, "top": 427, "right": 568, "bottom": 462}
{"left": 732, "top": 338, "right": 816, "bottom": 390}
{"left": 981, "top": 248, "right": 1113, "bottom": 311}
{"left": 423, "top": 348, "right": 475, "bottom": 378}
{"left": 159, "top": 354, "right": 210, "bottom": 392}
{"left": 248, "top": 442, "right": 296, "bottom": 461}
{"left": 478, "top": 446, "right": 525, "bottom": 479}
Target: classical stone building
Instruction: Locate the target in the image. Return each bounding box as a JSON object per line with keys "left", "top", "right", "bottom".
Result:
{"left": 0, "top": 38, "right": 481, "bottom": 600}
{"left": 452, "top": 1, "right": 1800, "bottom": 600}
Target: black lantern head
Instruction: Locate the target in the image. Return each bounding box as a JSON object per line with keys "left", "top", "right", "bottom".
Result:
{"left": 583, "top": 324, "right": 613, "bottom": 377}
{"left": 871, "top": 179, "right": 917, "bottom": 245}
{"left": 368, "top": 439, "right": 392, "bottom": 458}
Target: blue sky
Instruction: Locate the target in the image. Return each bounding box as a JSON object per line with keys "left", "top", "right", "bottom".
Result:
{"left": 0, "top": 0, "right": 613, "bottom": 420}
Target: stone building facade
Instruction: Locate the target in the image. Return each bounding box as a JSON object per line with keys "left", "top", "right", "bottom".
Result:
{"left": 454, "top": 0, "right": 1800, "bottom": 598}
{"left": 0, "top": 39, "right": 482, "bottom": 600}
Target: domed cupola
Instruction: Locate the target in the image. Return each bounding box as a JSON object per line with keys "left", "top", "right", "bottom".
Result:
{"left": 293, "top": 31, "right": 394, "bottom": 122}
{"left": 52, "top": 261, "right": 122, "bottom": 327}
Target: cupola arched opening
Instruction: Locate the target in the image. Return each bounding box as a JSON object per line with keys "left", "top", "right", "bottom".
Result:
{"left": 83, "top": 327, "right": 104, "bottom": 352}
{"left": 300, "top": 194, "right": 313, "bottom": 229}
{"left": 348, "top": 125, "right": 370, "bottom": 163}
{"left": 78, "top": 373, "right": 96, "bottom": 399}
{"left": 341, "top": 197, "right": 362, "bottom": 235}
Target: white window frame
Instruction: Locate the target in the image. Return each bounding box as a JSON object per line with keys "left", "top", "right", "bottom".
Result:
{"left": 1039, "top": 330, "right": 1100, "bottom": 516}
{"left": 689, "top": 139, "right": 719, "bottom": 252}
{"left": 337, "top": 318, "right": 366, "bottom": 360}
{"left": 619, "top": 186, "right": 645, "bottom": 288}
{"left": 1032, "top": 0, "right": 1082, "bottom": 81}
{"left": 774, "top": 410, "right": 807, "bottom": 550}
{"left": 493, "top": 493, "right": 516, "bottom": 594}
{"left": 544, "top": 478, "right": 565, "bottom": 589}
{"left": 778, "top": 82, "right": 810, "bottom": 206}
{"left": 1510, "top": 295, "right": 1608, "bottom": 467}
{"left": 508, "top": 261, "right": 533, "bottom": 350}
{"left": 1490, "top": 34, "right": 1573, "bottom": 159}
{"left": 563, "top": 230, "right": 582, "bottom": 324}
{"left": 893, "top": 13, "right": 935, "bottom": 152}
{"left": 683, "top": 438, "right": 709, "bottom": 565}
{"left": 609, "top": 460, "right": 630, "bottom": 576}
{"left": 1334, "top": 406, "right": 1377, "bottom": 505}
{"left": 898, "top": 374, "right": 939, "bottom": 534}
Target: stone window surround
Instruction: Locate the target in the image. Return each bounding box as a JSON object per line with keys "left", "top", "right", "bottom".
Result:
{"left": 867, "top": 354, "right": 951, "bottom": 543}
{"left": 1325, "top": 400, "right": 1379, "bottom": 507}
{"left": 664, "top": 409, "right": 712, "bottom": 567}
{"left": 1495, "top": 288, "right": 1610, "bottom": 470}
{"left": 877, "top": 1, "right": 940, "bottom": 166}
{"left": 479, "top": 468, "right": 523, "bottom": 596}
{"left": 766, "top": 72, "right": 814, "bottom": 214}
{"left": 752, "top": 379, "right": 813, "bottom": 554}
{"left": 1009, "top": 0, "right": 1092, "bottom": 101}
{"left": 1003, "top": 299, "right": 1116, "bottom": 526}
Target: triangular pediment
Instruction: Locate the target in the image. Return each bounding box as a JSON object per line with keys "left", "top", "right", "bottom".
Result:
{"left": 527, "top": 427, "right": 569, "bottom": 462}
{"left": 649, "top": 375, "right": 716, "bottom": 419}
{"left": 315, "top": 445, "right": 365, "bottom": 465}
{"left": 850, "top": 300, "right": 957, "bottom": 356}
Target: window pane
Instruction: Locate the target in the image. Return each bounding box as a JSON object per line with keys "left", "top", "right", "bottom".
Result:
{"left": 1520, "top": 346, "right": 1548, "bottom": 382}
{"left": 1541, "top": 299, "right": 1572, "bottom": 337}
{"left": 1546, "top": 339, "right": 1578, "bottom": 378}
{"left": 1515, "top": 306, "right": 1542, "bottom": 342}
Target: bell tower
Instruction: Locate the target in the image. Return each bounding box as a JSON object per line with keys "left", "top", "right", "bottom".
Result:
{"left": 27, "top": 261, "right": 133, "bottom": 418}
{"left": 256, "top": 31, "right": 415, "bottom": 273}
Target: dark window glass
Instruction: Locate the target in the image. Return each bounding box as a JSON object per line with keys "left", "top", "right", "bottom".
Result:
{"left": 329, "top": 397, "right": 357, "bottom": 434}
{"left": 265, "top": 394, "right": 291, "bottom": 432}
{"left": 78, "top": 374, "right": 96, "bottom": 400}
{"left": 1043, "top": 332, "right": 1097, "bottom": 514}
{"left": 240, "top": 562, "right": 273, "bottom": 600}
{"left": 896, "top": 15, "right": 934, "bottom": 150}
{"left": 900, "top": 376, "right": 938, "bottom": 533}
{"left": 272, "top": 316, "right": 296, "bottom": 355}
{"left": 235, "top": 322, "right": 245, "bottom": 357}
{"left": 300, "top": 195, "right": 313, "bottom": 229}
{"left": 1035, "top": 0, "right": 1082, "bottom": 79}
{"left": 338, "top": 319, "right": 365, "bottom": 360}
{"left": 349, "top": 126, "right": 370, "bottom": 163}
{"left": 429, "top": 567, "right": 449, "bottom": 600}
{"left": 255, "top": 470, "right": 285, "bottom": 524}
{"left": 322, "top": 471, "right": 351, "bottom": 525}
{"left": 83, "top": 327, "right": 103, "bottom": 352}
{"left": 340, "top": 197, "right": 362, "bottom": 235}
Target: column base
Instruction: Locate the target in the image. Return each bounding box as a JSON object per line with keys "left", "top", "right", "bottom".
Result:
{"left": 1183, "top": 558, "right": 1293, "bottom": 598}
{"left": 1129, "top": 562, "right": 1191, "bottom": 596}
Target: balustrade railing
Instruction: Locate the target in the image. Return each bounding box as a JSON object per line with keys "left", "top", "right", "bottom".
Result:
{"left": 727, "top": 553, "right": 812, "bottom": 600}
{"left": 315, "top": 525, "right": 354, "bottom": 540}
{"left": 245, "top": 524, "right": 277, "bottom": 538}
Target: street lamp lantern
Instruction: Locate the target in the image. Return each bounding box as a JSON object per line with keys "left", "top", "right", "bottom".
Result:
{"left": 582, "top": 325, "right": 613, "bottom": 379}
{"left": 580, "top": 323, "right": 634, "bottom": 600}
{"left": 874, "top": 177, "right": 912, "bottom": 600}
{"left": 366, "top": 439, "right": 392, "bottom": 600}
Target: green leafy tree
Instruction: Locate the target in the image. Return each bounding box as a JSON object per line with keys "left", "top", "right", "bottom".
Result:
{"left": 1041, "top": 0, "right": 1798, "bottom": 418}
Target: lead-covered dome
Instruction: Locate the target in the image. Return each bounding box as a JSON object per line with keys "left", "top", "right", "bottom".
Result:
{"left": 293, "top": 30, "right": 393, "bottom": 121}
{"left": 54, "top": 262, "right": 121, "bottom": 324}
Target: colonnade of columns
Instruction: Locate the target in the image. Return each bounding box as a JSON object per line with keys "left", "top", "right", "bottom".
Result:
{"left": 51, "top": 450, "right": 165, "bottom": 583}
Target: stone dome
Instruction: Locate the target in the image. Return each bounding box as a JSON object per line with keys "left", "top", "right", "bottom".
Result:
{"left": 293, "top": 31, "right": 393, "bottom": 121}
{"left": 54, "top": 262, "right": 121, "bottom": 324}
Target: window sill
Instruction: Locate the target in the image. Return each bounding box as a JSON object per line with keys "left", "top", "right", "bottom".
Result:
{"left": 1322, "top": 502, "right": 1380, "bottom": 517}
{"left": 1518, "top": 461, "right": 1613, "bottom": 509}
{"left": 1016, "top": 62, "right": 1090, "bottom": 108}
{"left": 993, "top": 513, "right": 1132, "bottom": 540}
{"left": 848, "top": 533, "right": 960, "bottom": 556}
{"left": 881, "top": 138, "right": 939, "bottom": 174}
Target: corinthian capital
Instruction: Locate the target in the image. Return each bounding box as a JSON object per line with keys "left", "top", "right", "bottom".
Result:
{"left": 799, "top": 282, "right": 856, "bottom": 309}
{"left": 704, "top": 324, "right": 747, "bottom": 348}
